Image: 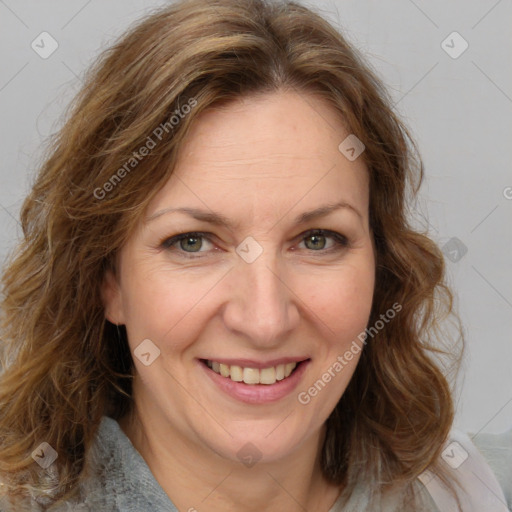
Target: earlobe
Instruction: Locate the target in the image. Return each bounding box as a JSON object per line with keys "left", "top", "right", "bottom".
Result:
{"left": 101, "top": 269, "right": 125, "bottom": 325}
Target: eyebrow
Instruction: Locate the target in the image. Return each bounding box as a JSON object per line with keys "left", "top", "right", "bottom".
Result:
{"left": 146, "top": 200, "right": 363, "bottom": 228}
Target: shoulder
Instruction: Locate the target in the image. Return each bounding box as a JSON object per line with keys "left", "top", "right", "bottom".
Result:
{"left": 416, "top": 427, "right": 511, "bottom": 512}
{"left": 471, "top": 427, "right": 512, "bottom": 508}
{"left": 1, "top": 417, "right": 176, "bottom": 512}
{"left": 72, "top": 416, "right": 177, "bottom": 511}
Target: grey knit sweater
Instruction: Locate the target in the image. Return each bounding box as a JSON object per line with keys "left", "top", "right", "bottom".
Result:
{"left": 2, "top": 417, "right": 511, "bottom": 511}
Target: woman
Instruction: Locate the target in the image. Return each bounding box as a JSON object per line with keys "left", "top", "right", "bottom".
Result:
{"left": 0, "top": 0, "right": 510, "bottom": 510}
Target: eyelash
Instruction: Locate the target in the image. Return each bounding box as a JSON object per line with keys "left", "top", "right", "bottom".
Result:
{"left": 160, "top": 229, "right": 349, "bottom": 259}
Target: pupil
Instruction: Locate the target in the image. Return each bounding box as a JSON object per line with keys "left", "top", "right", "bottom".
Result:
{"left": 307, "top": 235, "right": 325, "bottom": 250}
{"left": 181, "top": 237, "right": 202, "bottom": 252}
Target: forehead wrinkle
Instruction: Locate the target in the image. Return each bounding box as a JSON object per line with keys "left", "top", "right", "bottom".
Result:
{"left": 174, "top": 154, "right": 333, "bottom": 184}
{"left": 181, "top": 152, "right": 325, "bottom": 167}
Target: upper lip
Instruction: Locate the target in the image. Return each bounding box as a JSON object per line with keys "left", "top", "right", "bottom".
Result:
{"left": 200, "top": 357, "right": 310, "bottom": 369}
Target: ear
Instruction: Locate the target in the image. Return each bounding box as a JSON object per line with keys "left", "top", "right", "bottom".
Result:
{"left": 101, "top": 269, "right": 126, "bottom": 325}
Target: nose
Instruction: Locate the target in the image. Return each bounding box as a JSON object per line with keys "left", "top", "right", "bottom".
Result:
{"left": 221, "top": 250, "right": 300, "bottom": 347}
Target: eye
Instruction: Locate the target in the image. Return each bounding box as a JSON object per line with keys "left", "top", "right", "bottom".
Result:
{"left": 160, "top": 229, "right": 349, "bottom": 258}
{"left": 298, "top": 229, "right": 348, "bottom": 252}
{"left": 161, "top": 232, "right": 214, "bottom": 255}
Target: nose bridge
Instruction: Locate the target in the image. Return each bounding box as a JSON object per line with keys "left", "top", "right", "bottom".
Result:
{"left": 224, "top": 249, "right": 298, "bottom": 344}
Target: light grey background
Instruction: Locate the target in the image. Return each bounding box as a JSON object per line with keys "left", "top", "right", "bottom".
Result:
{"left": 1, "top": 0, "right": 511, "bottom": 435}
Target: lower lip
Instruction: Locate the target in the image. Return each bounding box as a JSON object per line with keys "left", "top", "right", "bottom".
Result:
{"left": 199, "top": 359, "right": 310, "bottom": 404}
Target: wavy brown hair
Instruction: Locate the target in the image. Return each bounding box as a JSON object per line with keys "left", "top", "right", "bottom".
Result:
{"left": 0, "top": 0, "right": 463, "bottom": 509}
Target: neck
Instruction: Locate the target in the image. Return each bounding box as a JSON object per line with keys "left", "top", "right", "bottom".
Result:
{"left": 119, "top": 408, "right": 342, "bottom": 512}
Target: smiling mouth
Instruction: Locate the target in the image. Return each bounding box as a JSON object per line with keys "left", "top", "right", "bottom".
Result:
{"left": 201, "top": 359, "right": 308, "bottom": 385}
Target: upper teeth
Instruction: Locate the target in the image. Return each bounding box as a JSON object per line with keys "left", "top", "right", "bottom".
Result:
{"left": 206, "top": 360, "right": 297, "bottom": 385}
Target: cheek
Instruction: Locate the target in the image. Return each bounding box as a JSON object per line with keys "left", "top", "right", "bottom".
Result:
{"left": 119, "top": 247, "right": 375, "bottom": 354}
{"left": 298, "top": 263, "right": 375, "bottom": 342}
{"left": 120, "top": 266, "right": 221, "bottom": 349}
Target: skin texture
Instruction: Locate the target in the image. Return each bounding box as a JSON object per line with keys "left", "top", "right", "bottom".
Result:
{"left": 102, "top": 90, "right": 376, "bottom": 512}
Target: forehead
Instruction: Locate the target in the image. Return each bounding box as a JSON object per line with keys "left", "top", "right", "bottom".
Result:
{"left": 148, "top": 90, "right": 369, "bottom": 223}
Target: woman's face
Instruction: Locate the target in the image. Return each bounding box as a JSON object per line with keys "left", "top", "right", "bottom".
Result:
{"left": 103, "top": 90, "right": 375, "bottom": 464}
